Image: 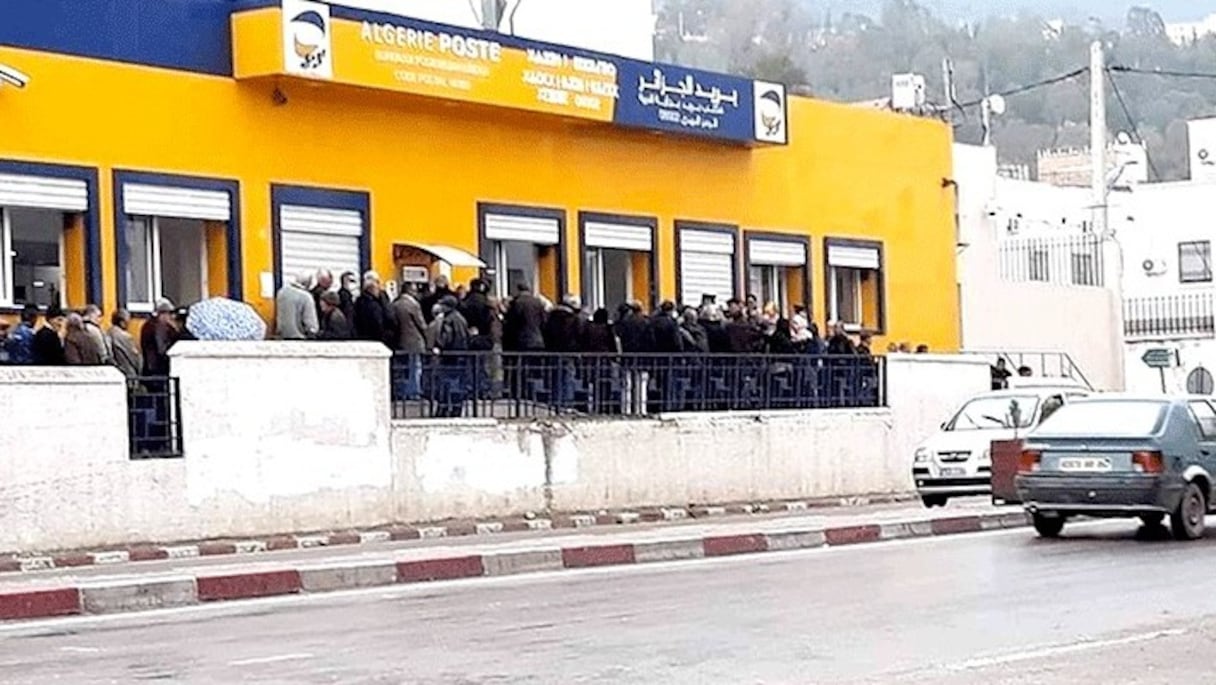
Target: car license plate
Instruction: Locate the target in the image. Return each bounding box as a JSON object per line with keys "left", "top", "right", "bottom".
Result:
{"left": 941, "top": 467, "right": 966, "bottom": 477}
{"left": 1059, "top": 457, "right": 1112, "bottom": 473}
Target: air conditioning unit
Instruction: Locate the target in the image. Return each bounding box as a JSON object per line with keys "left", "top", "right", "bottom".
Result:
{"left": 1142, "top": 258, "right": 1168, "bottom": 276}
{"left": 891, "top": 73, "right": 926, "bottom": 111}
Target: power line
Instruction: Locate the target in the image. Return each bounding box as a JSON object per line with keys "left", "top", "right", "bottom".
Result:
{"left": 1105, "top": 68, "right": 1163, "bottom": 182}
{"left": 1109, "top": 65, "right": 1216, "bottom": 80}
{"left": 956, "top": 66, "right": 1090, "bottom": 110}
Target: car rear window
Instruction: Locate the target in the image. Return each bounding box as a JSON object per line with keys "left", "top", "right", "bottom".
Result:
{"left": 1033, "top": 400, "right": 1166, "bottom": 437}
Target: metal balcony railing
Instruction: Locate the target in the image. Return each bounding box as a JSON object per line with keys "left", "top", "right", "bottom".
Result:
{"left": 1123, "top": 292, "right": 1216, "bottom": 340}
{"left": 999, "top": 234, "right": 1105, "bottom": 287}
{"left": 390, "top": 352, "right": 886, "bottom": 420}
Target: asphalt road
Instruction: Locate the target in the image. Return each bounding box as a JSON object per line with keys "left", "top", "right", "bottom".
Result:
{"left": 2, "top": 519, "right": 1215, "bottom": 684}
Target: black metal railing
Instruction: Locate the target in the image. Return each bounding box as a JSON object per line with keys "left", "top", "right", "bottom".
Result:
{"left": 390, "top": 352, "right": 887, "bottom": 420}
{"left": 1124, "top": 292, "right": 1216, "bottom": 339}
{"left": 981, "top": 350, "right": 1094, "bottom": 390}
{"left": 999, "top": 234, "right": 1105, "bottom": 287}
{"left": 127, "top": 377, "right": 184, "bottom": 459}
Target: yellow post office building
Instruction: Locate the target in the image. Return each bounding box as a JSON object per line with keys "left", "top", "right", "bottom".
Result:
{"left": 1, "top": 0, "right": 960, "bottom": 349}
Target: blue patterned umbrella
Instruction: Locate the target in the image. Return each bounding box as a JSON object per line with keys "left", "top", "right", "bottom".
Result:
{"left": 185, "top": 297, "right": 267, "bottom": 341}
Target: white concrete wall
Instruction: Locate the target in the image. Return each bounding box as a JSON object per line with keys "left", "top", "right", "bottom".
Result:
{"left": 0, "top": 351, "right": 989, "bottom": 552}
{"left": 0, "top": 343, "right": 394, "bottom": 552}
{"left": 391, "top": 355, "right": 990, "bottom": 515}
{"left": 1117, "top": 180, "right": 1216, "bottom": 299}
{"left": 954, "top": 143, "right": 1125, "bottom": 391}
{"left": 331, "top": 0, "right": 656, "bottom": 61}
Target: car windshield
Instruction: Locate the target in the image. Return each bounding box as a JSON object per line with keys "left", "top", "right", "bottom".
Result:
{"left": 945, "top": 395, "right": 1040, "bottom": 431}
{"left": 1033, "top": 400, "right": 1167, "bottom": 437}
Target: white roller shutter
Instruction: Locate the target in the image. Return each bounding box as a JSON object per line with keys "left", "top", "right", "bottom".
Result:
{"left": 828, "top": 244, "right": 881, "bottom": 270}
{"left": 679, "top": 228, "right": 736, "bottom": 307}
{"left": 0, "top": 173, "right": 88, "bottom": 211}
{"left": 585, "top": 221, "right": 652, "bottom": 252}
{"left": 279, "top": 205, "right": 363, "bottom": 282}
{"left": 123, "top": 184, "right": 230, "bottom": 221}
{"left": 485, "top": 213, "right": 560, "bottom": 244}
{"left": 749, "top": 239, "right": 806, "bottom": 266}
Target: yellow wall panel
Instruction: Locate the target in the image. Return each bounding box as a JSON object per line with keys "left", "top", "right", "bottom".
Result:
{"left": 0, "top": 45, "right": 959, "bottom": 350}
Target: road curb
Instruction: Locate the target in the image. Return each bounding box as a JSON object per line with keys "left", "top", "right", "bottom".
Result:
{"left": 0, "top": 510, "right": 1026, "bottom": 622}
{"left": 0, "top": 495, "right": 922, "bottom": 577}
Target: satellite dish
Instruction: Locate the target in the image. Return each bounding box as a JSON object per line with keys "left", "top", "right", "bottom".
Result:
{"left": 986, "top": 94, "right": 1006, "bottom": 115}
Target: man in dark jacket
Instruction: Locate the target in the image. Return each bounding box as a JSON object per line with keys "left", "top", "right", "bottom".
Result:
{"left": 434, "top": 296, "right": 470, "bottom": 418}
{"left": 353, "top": 271, "right": 395, "bottom": 344}
{"left": 459, "top": 278, "right": 495, "bottom": 351}
{"left": 32, "top": 304, "right": 67, "bottom": 366}
{"left": 140, "top": 299, "right": 177, "bottom": 376}
{"left": 543, "top": 295, "right": 584, "bottom": 353}
{"left": 421, "top": 275, "right": 454, "bottom": 325}
{"left": 698, "top": 304, "right": 729, "bottom": 354}
{"left": 647, "top": 301, "right": 683, "bottom": 353}
{"left": 725, "top": 308, "right": 761, "bottom": 354}
{"left": 580, "top": 308, "right": 619, "bottom": 353}
{"left": 679, "top": 309, "right": 709, "bottom": 353}
{"left": 614, "top": 302, "right": 648, "bottom": 353}
{"left": 389, "top": 284, "right": 427, "bottom": 400}
{"left": 503, "top": 282, "right": 547, "bottom": 352}
{"left": 826, "top": 321, "right": 856, "bottom": 355}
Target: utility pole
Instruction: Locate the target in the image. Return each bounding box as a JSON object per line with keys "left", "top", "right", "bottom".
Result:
{"left": 1090, "top": 40, "right": 1107, "bottom": 238}
{"left": 1091, "top": 39, "right": 1128, "bottom": 390}
{"left": 480, "top": 0, "right": 500, "bottom": 30}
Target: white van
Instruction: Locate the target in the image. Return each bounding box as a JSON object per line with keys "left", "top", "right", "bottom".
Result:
{"left": 913, "top": 384, "right": 1090, "bottom": 507}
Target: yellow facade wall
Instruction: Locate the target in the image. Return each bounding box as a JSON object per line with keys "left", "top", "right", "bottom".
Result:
{"left": 0, "top": 45, "right": 959, "bottom": 351}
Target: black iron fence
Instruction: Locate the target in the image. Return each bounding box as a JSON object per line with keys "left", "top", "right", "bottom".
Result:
{"left": 390, "top": 352, "right": 886, "bottom": 420}
{"left": 127, "top": 377, "right": 184, "bottom": 459}
{"left": 1124, "top": 292, "right": 1216, "bottom": 339}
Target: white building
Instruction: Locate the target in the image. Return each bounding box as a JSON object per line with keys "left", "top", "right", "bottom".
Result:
{"left": 1189, "top": 117, "right": 1216, "bottom": 183}
{"left": 954, "top": 143, "right": 1125, "bottom": 391}
{"left": 1116, "top": 179, "right": 1216, "bottom": 394}
{"left": 329, "top": 0, "right": 657, "bottom": 60}
{"left": 1166, "top": 14, "right": 1216, "bottom": 46}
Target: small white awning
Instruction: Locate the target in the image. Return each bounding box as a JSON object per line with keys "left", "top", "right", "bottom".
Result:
{"left": 397, "top": 242, "right": 486, "bottom": 268}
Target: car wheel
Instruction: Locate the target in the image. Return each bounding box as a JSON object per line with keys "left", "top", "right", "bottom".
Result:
{"left": 1170, "top": 482, "right": 1207, "bottom": 541}
{"left": 1032, "top": 513, "right": 1065, "bottom": 538}
{"left": 1139, "top": 513, "right": 1165, "bottom": 528}
{"left": 921, "top": 495, "right": 947, "bottom": 508}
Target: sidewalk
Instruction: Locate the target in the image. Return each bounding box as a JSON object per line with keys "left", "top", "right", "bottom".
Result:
{"left": 0, "top": 499, "right": 1027, "bottom": 622}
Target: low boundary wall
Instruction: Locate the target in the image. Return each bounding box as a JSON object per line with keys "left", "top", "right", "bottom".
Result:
{"left": 0, "top": 347, "right": 987, "bottom": 552}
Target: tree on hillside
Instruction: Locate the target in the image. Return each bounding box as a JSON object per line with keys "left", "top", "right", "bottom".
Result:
{"left": 654, "top": 0, "right": 1216, "bottom": 181}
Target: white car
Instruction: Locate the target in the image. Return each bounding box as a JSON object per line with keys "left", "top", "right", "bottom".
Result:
{"left": 913, "top": 385, "right": 1090, "bottom": 507}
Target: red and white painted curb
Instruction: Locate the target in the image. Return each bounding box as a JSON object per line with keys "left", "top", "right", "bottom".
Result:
{"left": 0, "top": 497, "right": 913, "bottom": 576}
{"left": 0, "top": 511, "right": 1027, "bottom": 622}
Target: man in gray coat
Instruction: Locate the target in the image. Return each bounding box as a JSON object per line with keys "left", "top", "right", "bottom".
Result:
{"left": 390, "top": 283, "right": 428, "bottom": 400}
{"left": 275, "top": 272, "right": 319, "bottom": 340}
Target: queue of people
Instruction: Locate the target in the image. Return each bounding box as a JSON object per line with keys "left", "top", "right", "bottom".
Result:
{"left": 0, "top": 299, "right": 193, "bottom": 379}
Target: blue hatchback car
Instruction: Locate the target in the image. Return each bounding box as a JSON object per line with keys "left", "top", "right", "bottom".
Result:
{"left": 1016, "top": 395, "right": 1216, "bottom": 540}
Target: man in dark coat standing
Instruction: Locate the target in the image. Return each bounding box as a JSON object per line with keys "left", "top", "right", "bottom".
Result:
{"left": 459, "top": 278, "right": 495, "bottom": 351}
{"left": 353, "top": 271, "right": 395, "bottom": 345}
{"left": 503, "top": 282, "right": 547, "bottom": 352}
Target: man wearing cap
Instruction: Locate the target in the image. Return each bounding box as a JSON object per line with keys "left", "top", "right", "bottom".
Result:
{"left": 141, "top": 298, "right": 178, "bottom": 376}
{"left": 31, "top": 304, "right": 66, "bottom": 366}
